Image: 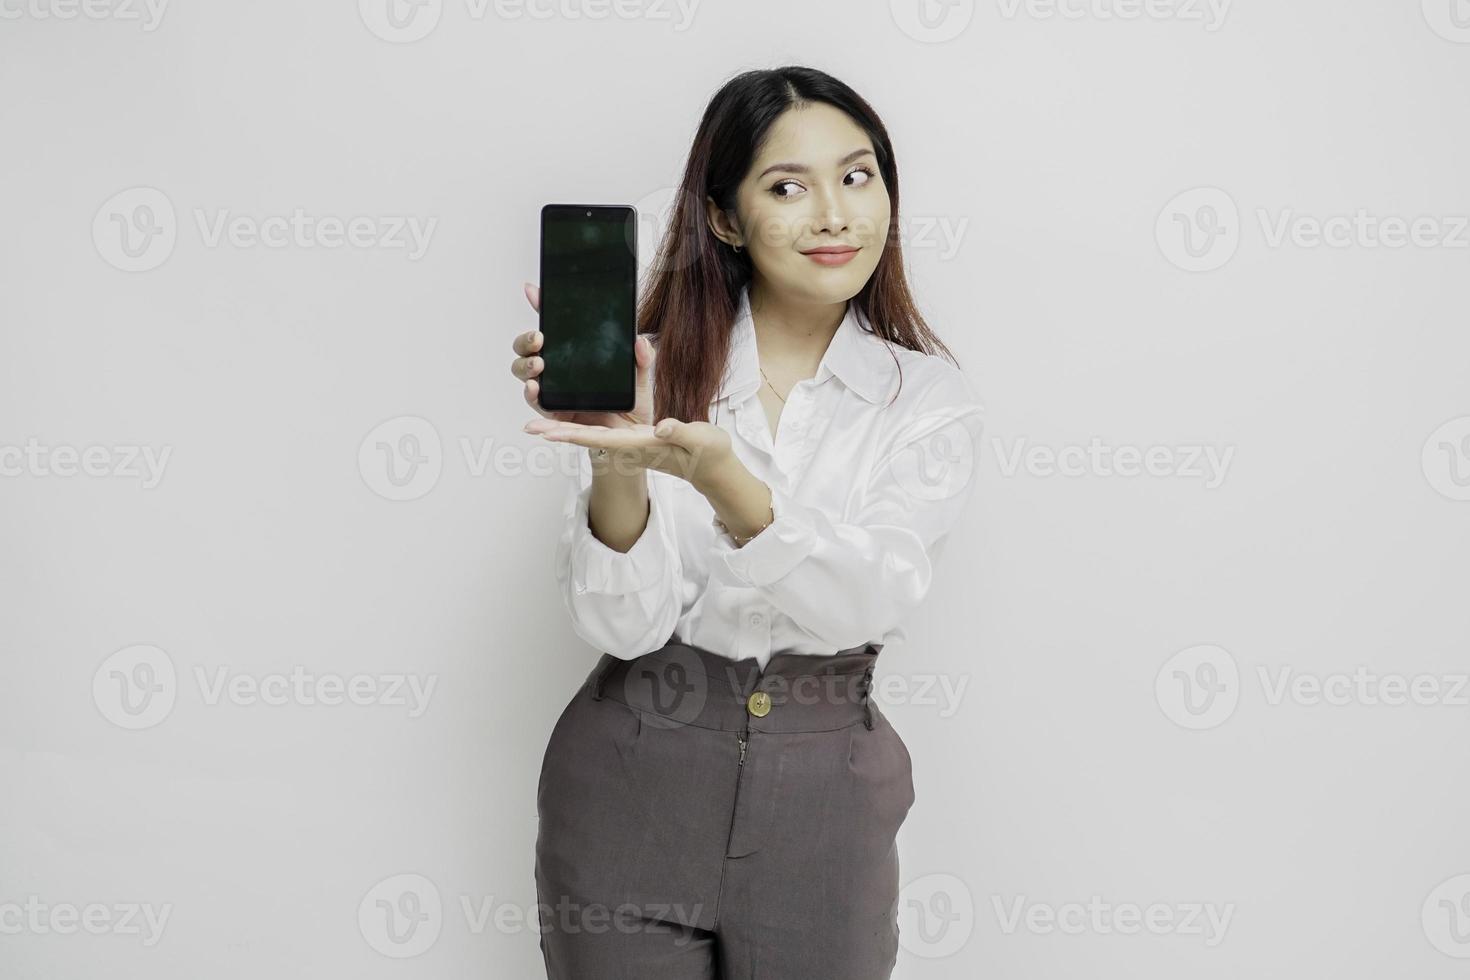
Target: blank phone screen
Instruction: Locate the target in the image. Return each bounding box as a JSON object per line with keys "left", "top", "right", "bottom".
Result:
{"left": 538, "top": 206, "right": 636, "bottom": 411}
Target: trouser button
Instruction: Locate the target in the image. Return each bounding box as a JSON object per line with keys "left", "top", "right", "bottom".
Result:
{"left": 746, "top": 691, "right": 771, "bottom": 717}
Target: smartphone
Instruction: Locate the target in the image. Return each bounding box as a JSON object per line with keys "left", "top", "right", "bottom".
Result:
{"left": 537, "top": 204, "right": 638, "bottom": 412}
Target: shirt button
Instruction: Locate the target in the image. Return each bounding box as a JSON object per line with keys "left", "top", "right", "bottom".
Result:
{"left": 748, "top": 612, "right": 764, "bottom": 628}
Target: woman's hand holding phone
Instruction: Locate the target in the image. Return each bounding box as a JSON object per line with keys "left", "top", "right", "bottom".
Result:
{"left": 515, "top": 281, "right": 740, "bottom": 494}
{"left": 513, "top": 282, "right": 652, "bottom": 431}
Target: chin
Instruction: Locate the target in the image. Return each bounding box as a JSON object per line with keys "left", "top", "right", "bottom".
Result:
{"left": 785, "top": 263, "right": 874, "bottom": 300}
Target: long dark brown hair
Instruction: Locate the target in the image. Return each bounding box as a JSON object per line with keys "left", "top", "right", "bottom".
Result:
{"left": 639, "top": 65, "right": 959, "bottom": 425}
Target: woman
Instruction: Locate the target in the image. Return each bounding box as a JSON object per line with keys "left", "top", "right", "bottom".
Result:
{"left": 511, "top": 65, "right": 985, "bottom": 980}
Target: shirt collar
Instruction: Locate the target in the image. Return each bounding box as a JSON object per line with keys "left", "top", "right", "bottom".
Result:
{"left": 715, "top": 283, "right": 897, "bottom": 405}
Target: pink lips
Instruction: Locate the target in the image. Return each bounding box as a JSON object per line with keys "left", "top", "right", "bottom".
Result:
{"left": 801, "top": 246, "right": 860, "bottom": 267}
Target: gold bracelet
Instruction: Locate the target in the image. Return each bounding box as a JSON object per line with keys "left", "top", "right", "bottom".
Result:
{"left": 712, "top": 506, "right": 774, "bottom": 547}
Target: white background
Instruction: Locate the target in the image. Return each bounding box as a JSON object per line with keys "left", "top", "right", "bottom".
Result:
{"left": 2, "top": 0, "right": 1469, "bottom": 977}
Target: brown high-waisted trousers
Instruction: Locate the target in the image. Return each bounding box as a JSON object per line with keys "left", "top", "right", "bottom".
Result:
{"left": 533, "top": 636, "right": 915, "bottom": 980}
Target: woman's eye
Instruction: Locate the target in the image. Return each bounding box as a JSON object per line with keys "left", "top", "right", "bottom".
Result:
{"left": 769, "top": 166, "right": 876, "bottom": 199}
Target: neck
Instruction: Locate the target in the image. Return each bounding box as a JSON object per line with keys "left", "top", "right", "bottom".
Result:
{"left": 747, "top": 279, "right": 846, "bottom": 370}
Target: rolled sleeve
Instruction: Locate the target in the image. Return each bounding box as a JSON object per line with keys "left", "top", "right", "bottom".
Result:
{"left": 717, "top": 480, "right": 818, "bottom": 587}
{"left": 552, "top": 451, "right": 684, "bottom": 659}
{"left": 564, "top": 478, "right": 672, "bottom": 595}
{"left": 718, "top": 379, "right": 985, "bottom": 649}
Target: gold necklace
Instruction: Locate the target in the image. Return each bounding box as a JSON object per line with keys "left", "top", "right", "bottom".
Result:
{"left": 758, "top": 365, "right": 787, "bottom": 403}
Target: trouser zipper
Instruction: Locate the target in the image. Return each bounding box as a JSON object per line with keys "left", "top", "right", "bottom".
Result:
{"left": 713, "top": 729, "right": 750, "bottom": 930}
{"left": 723, "top": 730, "right": 749, "bottom": 853}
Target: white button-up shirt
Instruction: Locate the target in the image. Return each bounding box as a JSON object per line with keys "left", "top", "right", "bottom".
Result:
{"left": 553, "top": 283, "right": 986, "bottom": 669}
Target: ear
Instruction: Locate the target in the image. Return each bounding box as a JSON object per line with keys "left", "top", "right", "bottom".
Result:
{"left": 705, "top": 195, "right": 743, "bottom": 249}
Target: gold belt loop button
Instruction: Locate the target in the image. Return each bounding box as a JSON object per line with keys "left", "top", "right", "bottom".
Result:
{"left": 746, "top": 690, "right": 772, "bottom": 718}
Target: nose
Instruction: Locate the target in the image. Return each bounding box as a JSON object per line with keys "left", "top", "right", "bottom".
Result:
{"left": 810, "top": 183, "right": 849, "bottom": 238}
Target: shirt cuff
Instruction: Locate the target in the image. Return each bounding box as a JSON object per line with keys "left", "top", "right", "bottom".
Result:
{"left": 718, "top": 481, "right": 819, "bottom": 587}
{"left": 567, "top": 477, "right": 671, "bottom": 596}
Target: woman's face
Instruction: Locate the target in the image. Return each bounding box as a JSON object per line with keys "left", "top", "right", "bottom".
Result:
{"left": 710, "top": 103, "right": 891, "bottom": 306}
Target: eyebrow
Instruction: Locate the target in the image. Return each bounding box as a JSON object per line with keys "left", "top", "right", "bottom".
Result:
{"left": 757, "top": 147, "right": 875, "bottom": 180}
